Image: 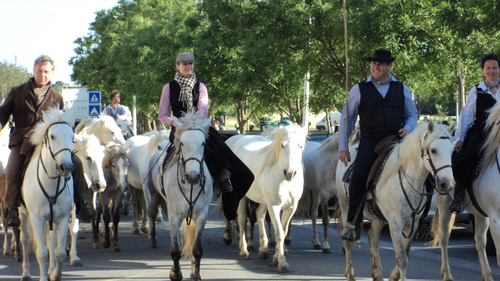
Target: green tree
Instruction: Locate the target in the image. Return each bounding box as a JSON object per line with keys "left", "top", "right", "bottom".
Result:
{"left": 0, "top": 61, "right": 31, "bottom": 100}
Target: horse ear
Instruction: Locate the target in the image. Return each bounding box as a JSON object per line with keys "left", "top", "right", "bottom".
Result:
{"left": 205, "top": 117, "right": 213, "bottom": 128}
{"left": 427, "top": 120, "right": 434, "bottom": 133}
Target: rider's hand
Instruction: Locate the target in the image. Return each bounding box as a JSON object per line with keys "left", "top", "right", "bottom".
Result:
{"left": 398, "top": 128, "right": 409, "bottom": 138}
{"left": 339, "top": 150, "right": 351, "bottom": 167}
{"left": 455, "top": 141, "right": 463, "bottom": 152}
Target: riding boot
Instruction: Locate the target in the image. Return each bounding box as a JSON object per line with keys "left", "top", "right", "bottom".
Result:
{"left": 218, "top": 169, "right": 233, "bottom": 194}
{"left": 449, "top": 183, "right": 465, "bottom": 214}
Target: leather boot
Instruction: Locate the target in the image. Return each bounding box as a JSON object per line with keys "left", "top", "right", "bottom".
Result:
{"left": 449, "top": 183, "right": 465, "bottom": 214}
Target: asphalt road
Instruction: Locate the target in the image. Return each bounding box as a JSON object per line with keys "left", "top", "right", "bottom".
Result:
{"left": 1, "top": 202, "right": 499, "bottom": 281}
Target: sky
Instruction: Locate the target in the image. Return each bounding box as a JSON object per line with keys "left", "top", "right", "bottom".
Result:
{"left": 0, "top": 1, "right": 119, "bottom": 84}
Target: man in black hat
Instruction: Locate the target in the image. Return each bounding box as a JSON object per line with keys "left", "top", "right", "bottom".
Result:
{"left": 337, "top": 50, "right": 418, "bottom": 241}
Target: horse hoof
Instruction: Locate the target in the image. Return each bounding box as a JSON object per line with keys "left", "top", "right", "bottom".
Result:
{"left": 258, "top": 251, "right": 268, "bottom": 259}
{"left": 92, "top": 244, "right": 100, "bottom": 249}
{"left": 141, "top": 227, "right": 149, "bottom": 234}
{"left": 149, "top": 240, "right": 158, "bottom": 248}
{"left": 190, "top": 273, "right": 201, "bottom": 281}
{"left": 21, "top": 276, "right": 32, "bottom": 281}
{"left": 322, "top": 248, "right": 332, "bottom": 254}
{"left": 284, "top": 239, "right": 291, "bottom": 246}
{"left": 102, "top": 241, "right": 111, "bottom": 249}
{"left": 247, "top": 245, "right": 256, "bottom": 251}
{"left": 313, "top": 244, "right": 321, "bottom": 250}
{"left": 223, "top": 237, "right": 232, "bottom": 246}
{"left": 278, "top": 266, "right": 290, "bottom": 273}
{"left": 169, "top": 269, "right": 183, "bottom": 281}
{"left": 71, "top": 260, "right": 83, "bottom": 266}
{"left": 239, "top": 253, "right": 249, "bottom": 260}
{"left": 16, "top": 256, "right": 22, "bottom": 262}
{"left": 3, "top": 252, "right": 10, "bottom": 257}
{"left": 155, "top": 216, "right": 163, "bottom": 223}
{"left": 132, "top": 229, "right": 140, "bottom": 235}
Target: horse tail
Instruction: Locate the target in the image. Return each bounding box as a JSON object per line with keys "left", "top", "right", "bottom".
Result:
{"left": 429, "top": 207, "right": 456, "bottom": 247}
{"left": 181, "top": 220, "right": 196, "bottom": 259}
{"left": 295, "top": 187, "right": 311, "bottom": 218}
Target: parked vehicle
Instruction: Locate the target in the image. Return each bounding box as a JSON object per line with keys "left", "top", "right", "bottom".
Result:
{"left": 316, "top": 112, "right": 341, "bottom": 131}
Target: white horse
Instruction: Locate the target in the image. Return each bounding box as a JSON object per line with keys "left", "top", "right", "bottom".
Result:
{"left": 150, "top": 111, "right": 212, "bottom": 281}
{"left": 432, "top": 101, "right": 500, "bottom": 281}
{"left": 296, "top": 135, "right": 340, "bottom": 253}
{"left": 116, "top": 114, "right": 133, "bottom": 140}
{"left": 124, "top": 130, "right": 169, "bottom": 239}
{"left": 335, "top": 122, "right": 455, "bottom": 281}
{"left": 66, "top": 132, "right": 106, "bottom": 266}
{"left": 92, "top": 144, "right": 129, "bottom": 252}
{"left": 19, "top": 107, "right": 75, "bottom": 281}
{"left": 226, "top": 125, "right": 308, "bottom": 273}
{"left": 74, "top": 115, "right": 126, "bottom": 145}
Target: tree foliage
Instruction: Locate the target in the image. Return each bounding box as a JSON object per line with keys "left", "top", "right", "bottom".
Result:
{"left": 0, "top": 61, "right": 31, "bottom": 100}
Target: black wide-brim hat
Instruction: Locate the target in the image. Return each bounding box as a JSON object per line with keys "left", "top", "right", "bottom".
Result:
{"left": 366, "top": 50, "right": 395, "bottom": 63}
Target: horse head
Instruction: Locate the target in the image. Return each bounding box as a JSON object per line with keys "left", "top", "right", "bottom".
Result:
{"left": 74, "top": 132, "right": 107, "bottom": 192}
{"left": 265, "top": 125, "right": 307, "bottom": 181}
{"left": 173, "top": 112, "right": 211, "bottom": 185}
{"left": 116, "top": 114, "right": 133, "bottom": 140}
{"left": 31, "top": 108, "right": 74, "bottom": 178}
{"left": 104, "top": 144, "right": 129, "bottom": 194}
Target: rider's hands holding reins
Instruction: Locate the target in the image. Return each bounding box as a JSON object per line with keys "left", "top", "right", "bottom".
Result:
{"left": 398, "top": 128, "right": 409, "bottom": 138}
{"left": 339, "top": 150, "right": 351, "bottom": 167}
{"left": 454, "top": 140, "right": 463, "bottom": 152}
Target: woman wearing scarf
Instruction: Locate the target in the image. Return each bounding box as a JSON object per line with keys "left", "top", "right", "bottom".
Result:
{"left": 450, "top": 53, "right": 500, "bottom": 214}
{"left": 159, "top": 52, "right": 254, "bottom": 220}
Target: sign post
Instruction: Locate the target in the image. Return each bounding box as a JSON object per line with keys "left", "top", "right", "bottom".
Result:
{"left": 88, "top": 91, "right": 101, "bottom": 117}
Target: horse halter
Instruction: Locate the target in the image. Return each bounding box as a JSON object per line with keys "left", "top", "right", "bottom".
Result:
{"left": 37, "top": 121, "right": 73, "bottom": 230}
{"left": 175, "top": 128, "right": 207, "bottom": 224}
{"left": 422, "top": 135, "right": 453, "bottom": 195}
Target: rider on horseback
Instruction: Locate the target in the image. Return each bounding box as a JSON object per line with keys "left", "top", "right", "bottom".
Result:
{"left": 450, "top": 53, "right": 500, "bottom": 214}
{"left": 338, "top": 50, "right": 418, "bottom": 242}
{"left": 159, "top": 52, "right": 253, "bottom": 220}
{"left": 0, "top": 55, "right": 95, "bottom": 228}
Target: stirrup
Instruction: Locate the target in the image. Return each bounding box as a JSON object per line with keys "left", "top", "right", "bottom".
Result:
{"left": 220, "top": 178, "right": 233, "bottom": 193}
{"left": 448, "top": 199, "right": 464, "bottom": 214}
{"left": 341, "top": 224, "right": 360, "bottom": 242}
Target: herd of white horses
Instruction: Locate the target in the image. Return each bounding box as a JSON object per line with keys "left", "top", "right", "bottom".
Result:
{"left": 1, "top": 105, "right": 500, "bottom": 281}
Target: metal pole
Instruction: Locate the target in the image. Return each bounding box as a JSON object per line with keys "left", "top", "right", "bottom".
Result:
{"left": 343, "top": 0, "right": 349, "bottom": 148}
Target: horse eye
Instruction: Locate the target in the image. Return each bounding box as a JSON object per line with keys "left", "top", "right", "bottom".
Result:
{"left": 86, "top": 156, "right": 92, "bottom": 161}
{"left": 50, "top": 135, "right": 55, "bottom": 140}
{"left": 431, "top": 149, "right": 437, "bottom": 154}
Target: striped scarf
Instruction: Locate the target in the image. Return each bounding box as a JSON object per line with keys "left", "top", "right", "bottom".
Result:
{"left": 174, "top": 71, "right": 197, "bottom": 110}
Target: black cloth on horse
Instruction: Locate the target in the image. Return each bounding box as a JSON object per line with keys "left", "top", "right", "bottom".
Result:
{"left": 452, "top": 90, "right": 496, "bottom": 194}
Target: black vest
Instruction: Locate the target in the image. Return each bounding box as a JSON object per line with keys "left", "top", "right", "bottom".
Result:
{"left": 169, "top": 81, "right": 200, "bottom": 118}
{"left": 358, "top": 80, "right": 405, "bottom": 138}
{"left": 474, "top": 86, "right": 497, "bottom": 127}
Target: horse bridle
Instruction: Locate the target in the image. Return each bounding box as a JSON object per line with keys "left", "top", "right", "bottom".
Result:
{"left": 36, "top": 121, "right": 73, "bottom": 230}
{"left": 399, "top": 134, "right": 452, "bottom": 238}
{"left": 175, "top": 128, "right": 207, "bottom": 225}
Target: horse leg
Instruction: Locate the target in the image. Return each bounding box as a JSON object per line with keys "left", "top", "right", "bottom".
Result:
{"left": 2, "top": 205, "right": 10, "bottom": 257}
{"left": 488, "top": 216, "right": 500, "bottom": 269}
{"left": 474, "top": 215, "right": 493, "bottom": 281}
{"left": 69, "top": 205, "right": 82, "bottom": 266}
{"left": 434, "top": 194, "right": 455, "bottom": 281}
{"left": 13, "top": 226, "right": 21, "bottom": 262}
{"left": 92, "top": 199, "right": 103, "bottom": 249}
{"left": 190, "top": 216, "right": 207, "bottom": 281}
{"left": 343, "top": 239, "right": 356, "bottom": 281}
{"left": 320, "top": 194, "right": 332, "bottom": 254}
{"left": 31, "top": 215, "right": 50, "bottom": 281}
{"left": 169, "top": 218, "right": 183, "bottom": 281}
{"left": 20, "top": 209, "right": 33, "bottom": 280}
{"left": 268, "top": 212, "right": 277, "bottom": 247}
{"left": 310, "top": 191, "right": 321, "bottom": 250}
{"left": 256, "top": 203, "right": 270, "bottom": 260}
{"left": 101, "top": 195, "right": 112, "bottom": 249}
{"left": 130, "top": 185, "right": 141, "bottom": 235}
{"left": 148, "top": 191, "right": 160, "bottom": 248}
{"left": 247, "top": 201, "right": 257, "bottom": 251}
{"left": 387, "top": 219, "right": 409, "bottom": 281}
{"left": 111, "top": 193, "right": 123, "bottom": 252}
{"left": 49, "top": 219, "right": 70, "bottom": 281}
{"left": 366, "top": 219, "right": 384, "bottom": 281}
{"left": 237, "top": 197, "right": 250, "bottom": 259}
{"left": 275, "top": 205, "right": 295, "bottom": 273}
{"left": 223, "top": 218, "right": 234, "bottom": 246}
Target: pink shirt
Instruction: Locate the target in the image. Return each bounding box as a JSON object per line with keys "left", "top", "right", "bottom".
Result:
{"left": 158, "top": 81, "right": 209, "bottom": 126}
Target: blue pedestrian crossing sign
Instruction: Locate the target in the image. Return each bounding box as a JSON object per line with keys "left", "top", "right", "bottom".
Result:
{"left": 89, "top": 105, "right": 101, "bottom": 117}
{"left": 88, "top": 91, "right": 101, "bottom": 104}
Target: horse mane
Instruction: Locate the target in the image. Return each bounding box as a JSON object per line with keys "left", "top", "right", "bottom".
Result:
{"left": 172, "top": 111, "right": 210, "bottom": 157}
{"left": 378, "top": 122, "right": 451, "bottom": 187}
{"left": 31, "top": 107, "right": 73, "bottom": 146}
{"left": 318, "top": 134, "right": 339, "bottom": 152}
{"left": 103, "top": 144, "right": 129, "bottom": 167}
{"left": 481, "top": 103, "right": 500, "bottom": 169}
{"left": 148, "top": 130, "right": 170, "bottom": 152}
{"left": 259, "top": 125, "right": 307, "bottom": 168}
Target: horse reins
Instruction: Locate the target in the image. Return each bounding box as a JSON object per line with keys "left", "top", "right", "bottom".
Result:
{"left": 399, "top": 134, "right": 452, "bottom": 238}
{"left": 37, "top": 121, "right": 73, "bottom": 230}
{"left": 175, "top": 129, "right": 207, "bottom": 225}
